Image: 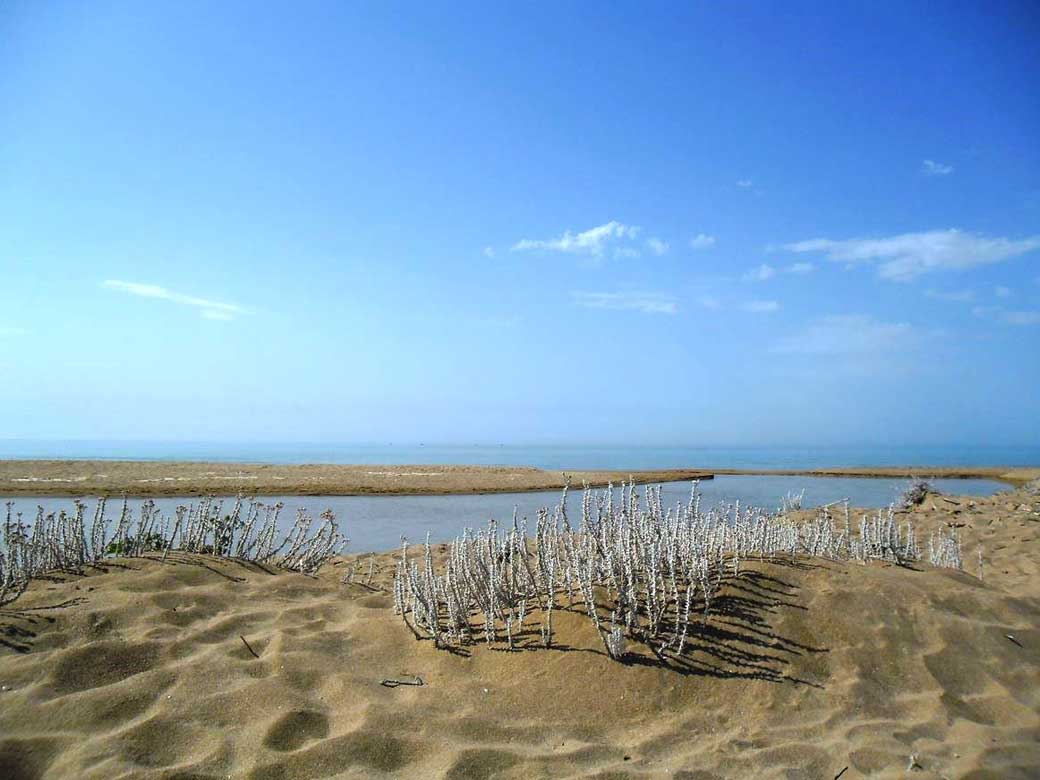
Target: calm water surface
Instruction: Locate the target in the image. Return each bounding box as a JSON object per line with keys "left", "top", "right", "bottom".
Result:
{"left": 3, "top": 475, "right": 1007, "bottom": 553}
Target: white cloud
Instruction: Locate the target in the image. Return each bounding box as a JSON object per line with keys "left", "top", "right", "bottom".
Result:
{"left": 103, "top": 280, "right": 244, "bottom": 320}
{"left": 743, "top": 264, "right": 776, "bottom": 282}
{"left": 742, "top": 300, "right": 780, "bottom": 313}
{"left": 614, "top": 246, "right": 641, "bottom": 259}
{"left": 742, "top": 262, "right": 812, "bottom": 282}
{"left": 771, "top": 315, "right": 917, "bottom": 355}
{"left": 646, "top": 237, "right": 669, "bottom": 256}
{"left": 736, "top": 179, "right": 753, "bottom": 188}
{"left": 689, "top": 233, "right": 716, "bottom": 250}
{"left": 0, "top": 326, "right": 27, "bottom": 336}
{"left": 922, "top": 159, "right": 954, "bottom": 176}
{"left": 783, "top": 229, "right": 1040, "bottom": 281}
{"left": 925, "top": 289, "right": 974, "bottom": 302}
{"left": 511, "top": 221, "right": 640, "bottom": 257}
{"left": 483, "top": 246, "right": 496, "bottom": 259}
{"left": 572, "top": 291, "right": 677, "bottom": 315}
{"left": 995, "top": 285, "right": 1011, "bottom": 298}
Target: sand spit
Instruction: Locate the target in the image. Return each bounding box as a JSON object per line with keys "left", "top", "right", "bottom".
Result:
{"left": 1, "top": 486, "right": 1038, "bottom": 779}
{"left": 0, "top": 461, "right": 714, "bottom": 497}
{"left": 1, "top": 460, "right": 1038, "bottom": 498}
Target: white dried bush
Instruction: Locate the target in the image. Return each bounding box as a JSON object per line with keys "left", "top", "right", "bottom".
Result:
{"left": 393, "top": 481, "right": 965, "bottom": 662}
{"left": 1, "top": 496, "right": 346, "bottom": 607}
{"left": 900, "top": 478, "right": 933, "bottom": 509}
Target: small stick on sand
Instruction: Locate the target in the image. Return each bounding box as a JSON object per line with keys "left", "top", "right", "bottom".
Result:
{"left": 834, "top": 767, "right": 848, "bottom": 780}
{"left": 380, "top": 676, "right": 424, "bottom": 688}
{"left": 239, "top": 635, "right": 260, "bottom": 658}
{"left": 1006, "top": 634, "right": 1023, "bottom": 648}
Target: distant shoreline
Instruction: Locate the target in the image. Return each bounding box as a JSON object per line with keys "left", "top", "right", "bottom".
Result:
{"left": 0, "top": 459, "right": 1036, "bottom": 497}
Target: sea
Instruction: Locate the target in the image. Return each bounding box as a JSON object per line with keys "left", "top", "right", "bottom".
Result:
{"left": 1, "top": 440, "right": 1038, "bottom": 470}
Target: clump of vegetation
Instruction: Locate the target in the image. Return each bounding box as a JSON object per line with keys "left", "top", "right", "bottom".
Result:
{"left": 393, "top": 481, "right": 963, "bottom": 662}
{"left": 0, "top": 496, "right": 346, "bottom": 607}
{"left": 900, "top": 478, "right": 933, "bottom": 509}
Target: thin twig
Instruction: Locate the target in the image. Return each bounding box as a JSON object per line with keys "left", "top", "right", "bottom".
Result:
{"left": 240, "top": 634, "right": 260, "bottom": 658}
{"left": 834, "top": 767, "right": 849, "bottom": 780}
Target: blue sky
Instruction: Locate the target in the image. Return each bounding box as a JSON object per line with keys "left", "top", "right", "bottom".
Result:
{"left": 1, "top": 2, "right": 1038, "bottom": 447}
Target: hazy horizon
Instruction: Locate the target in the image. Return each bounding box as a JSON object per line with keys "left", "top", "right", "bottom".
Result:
{"left": 2, "top": 439, "right": 1039, "bottom": 471}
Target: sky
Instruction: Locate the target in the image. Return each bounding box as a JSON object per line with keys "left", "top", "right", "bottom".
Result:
{"left": 1, "top": 2, "right": 1039, "bottom": 448}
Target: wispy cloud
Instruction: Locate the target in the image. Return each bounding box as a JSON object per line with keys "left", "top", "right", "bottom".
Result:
{"left": 698, "top": 296, "right": 720, "bottom": 309}
{"left": 745, "top": 262, "right": 814, "bottom": 281}
{"left": 573, "top": 291, "right": 677, "bottom": 315}
{"left": 741, "top": 300, "right": 780, "bottom": 313}
{"left": 995, "top": 285, "right": 1011, "bottom": 298}
{"left": 771, "top": 315, "right": 918, "bottom": 355}
{"left": 783, "top": 229, "right": 1040, "bottom": 281}
{"left": 689, "top": 233, "right": 716, "bottom": 250}
{"left": 646, "top": 237, "right": 669, "bottom": 256}
{"left": 922, "top": 159, "right": 954, "bottom": 176}
{"left": 743, "top": 264, "right": 776, "bottom": 282}
{"left": 736, "top": 179, "right": 753, "bottom": 189}
{"left": 103, "top": 280, "right": 244, "bottom": 320}
{"left": 511, "top": 221, "right": 640, "bottom": 257}
{"left": 483, "top": 246, "right": 496, "bottom": 259}
{"left": 925, "top": 289, "right": 974, "bottom": 302}
{"left": 0, "top": 326, "right": 27, "bottom": 337}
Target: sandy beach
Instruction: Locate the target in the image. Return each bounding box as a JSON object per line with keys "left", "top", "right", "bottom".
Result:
{"left": 1, "top": 460, "right": 1037, "bottom": 497}
{"left": 1, "top": 481, "right": 1038, "bottom": 779}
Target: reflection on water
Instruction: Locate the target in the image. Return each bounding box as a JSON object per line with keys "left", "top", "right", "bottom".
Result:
{"left": 2, "top": 475, "right": 1006, "bottom": 553}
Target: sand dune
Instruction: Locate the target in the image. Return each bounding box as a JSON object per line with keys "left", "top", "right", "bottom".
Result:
{"left": 1, "top": 486, "right": 1038, "bottom": 779}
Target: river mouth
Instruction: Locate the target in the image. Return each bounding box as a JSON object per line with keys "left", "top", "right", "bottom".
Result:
{"left": 2, "top": 474, "right": 1007, "bottom": 553}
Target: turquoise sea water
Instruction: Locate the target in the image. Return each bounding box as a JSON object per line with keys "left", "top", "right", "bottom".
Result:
{"left": 0, "top": 440, "right": 1038, "bottom": 469}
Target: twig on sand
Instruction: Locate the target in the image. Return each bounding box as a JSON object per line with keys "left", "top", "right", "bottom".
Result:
{"left": 240, "top": 635, "right": 260, "bottom": 658}
{"left": 834, "top": 767, "right": 848, "bottom": 780}
{"left": 1006, "top": 634, "right": 1023, "bottom": 648}
{"left": 380, "top": 675, "right": 424, "bottom": 688}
